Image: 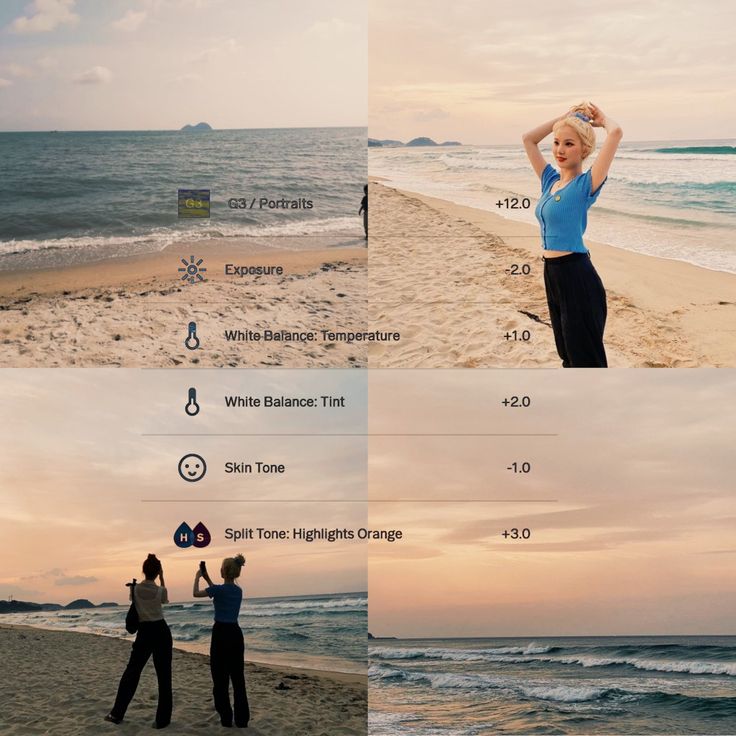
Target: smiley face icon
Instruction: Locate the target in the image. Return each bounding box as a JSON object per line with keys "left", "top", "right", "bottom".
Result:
{"left": 178, "top": 453, "right": 207, "bottom": 482}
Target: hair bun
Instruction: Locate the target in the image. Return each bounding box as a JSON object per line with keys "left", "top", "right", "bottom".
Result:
{"left": 147, "top": 553, "right": 157, "bottom": 560}
{"left": 569, "top": 101, "right": 594, "bottom": 122}
{"left": 234, "top": 554, "right": 245, "bottom": 567}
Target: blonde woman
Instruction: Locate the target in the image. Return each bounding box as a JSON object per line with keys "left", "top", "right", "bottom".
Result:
{"left": 522, "top": 102, "right": 622, "bottom": 367}
{"left": 194, "top": 555, "right": 250, "bottom": 728}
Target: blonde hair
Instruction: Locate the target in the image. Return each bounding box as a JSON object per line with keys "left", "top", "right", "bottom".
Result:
{"left": 222, "top": 554, "right": 245, "bottom": 580}
{"left": 552, "top": 102, "right": 596, "bottom": 159}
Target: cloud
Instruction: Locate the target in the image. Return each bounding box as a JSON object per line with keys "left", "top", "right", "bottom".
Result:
{"left": 0, "top": 585, "right": 42, "bottom": 599}
{"left": 413, "top": 107, "right": 451, "bottom": 122}
{"left": 73, "top": 66, "right": 112, "bottom": 85}
{"left": 1, "top": 64, "right": 35, "bottom": 79}
{"left": 306, "top": 18, "right": 358, "bottom": 40}
{"left": 193, "top": 38, "right": 240, "bottom": 63}
{"left": 9, "top": 0, "right": 79, "bottom": 34}
{"left": 37, "top": 56, "right": 58, "bottom": 71}
{"left": 54, "top": 575, "right": 98, "bottom": 586}
{"left": 112, "top": 10, "right": 147, "bottom": 32}
{"left": 172, "top": 73, "right": 203, "bottom": 84}
{"left": 27, "top": 568, "right": 98, "bottom": 586}
{"left": 0, "top": 79, "right": 12, "bottom": 89}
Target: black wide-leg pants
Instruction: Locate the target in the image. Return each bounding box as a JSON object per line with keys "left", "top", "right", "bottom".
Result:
{"left": 110, "top": 619, "right": 173, "bottom": 727}
{"left": 543, "top": 252, "right": 608, "bottom": 368}
{"left": 210, "top": 621, "right": 250, "bottom": 727}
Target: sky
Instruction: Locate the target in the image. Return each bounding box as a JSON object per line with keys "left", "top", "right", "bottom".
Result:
{"left": 0, "top": 370, "right": 368, "bottom": 604}
{"left": 3, "top": 368, "right": 735, "bottom": 634}
{"left": 369, "top": 0, "right": 736, "bottom": 144}
{"left": 368, "top": 370, "right": 736, "bottom": 637}
{"left": 0, "top": 0, "right": 367, "bottom": 131}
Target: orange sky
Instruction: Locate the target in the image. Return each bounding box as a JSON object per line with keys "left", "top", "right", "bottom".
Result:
{"left": 367, "top": 370, "right": 736, "bottom": 637}
{"left": 2, "top": 369, "right": 734, "bottom": 635}
{"left": 0, "top": 370, "right": 368, "bottom": 603}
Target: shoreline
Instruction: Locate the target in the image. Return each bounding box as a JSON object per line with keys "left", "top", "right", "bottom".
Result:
{"left": 0, "top": 623, "right": 367, "bottom": 735}
{"left": 3, "top": 620, "right": 364, "bottom": 678}
{"left": 0, "top": 239, "right": 366, "bottom": 297}
{"left": 0, "top": 232, "right": 367, "bottom": 275}
{"left": 0, "top": 240, "right": 368, "bottom": 367}
{"left": 368, "top": 181, "right": 736, "bottom": 368}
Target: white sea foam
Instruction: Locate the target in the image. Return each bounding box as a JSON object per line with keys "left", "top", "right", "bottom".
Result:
{"left": 370, "top": 667, "right": 616, "bottom": 702}
{"left": 519, "top": 684, "right": 613, "bottom": 703}
{"left": 370, "top": 642, "right": 551, "bottom": 662}
{"left": 557, "top": 655, "right": 736, "bottom": 677}
{"left": 0, "top": 216, "right": 362, "bottom": 259}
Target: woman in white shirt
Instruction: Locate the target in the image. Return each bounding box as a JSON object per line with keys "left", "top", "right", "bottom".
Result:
{"left": 106, "top": 554, "right": 172, "bottom": 729}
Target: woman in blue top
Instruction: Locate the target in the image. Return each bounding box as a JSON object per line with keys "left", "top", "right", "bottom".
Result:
{"left": 194, "top": 554, "right": 250, "bottom": 728}
{"left": 522, "top": 102, "right": 622, "bottom": 367}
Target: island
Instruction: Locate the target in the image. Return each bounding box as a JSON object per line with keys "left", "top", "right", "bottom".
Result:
{"left": 368, "top": 137, "right": 461, "bottom": 148}
{"left": 0, "top": 599, "right": 121, "bottom": 613}
{"left": 180, "top": 122, "right": 213, "bottom": 131}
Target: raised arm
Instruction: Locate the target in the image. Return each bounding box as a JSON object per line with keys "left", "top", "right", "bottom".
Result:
{"left": 158, "top": 568, "right": 168, "bottom": 604}
{"left": 193, "top": 569, "right": 209, "bottom": 598}
{"left": 588, "top": 103, "right": 622, "bottom": 193}
{"left": 522, "top": 114, "right": 566, "bottom": 179}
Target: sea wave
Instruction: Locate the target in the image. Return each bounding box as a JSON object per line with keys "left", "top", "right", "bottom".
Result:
{"left": 370, "top": 643, "right": 553, "bottom": 661}
{"left": 650, "top": 146, "right": 736, "bottom": 155}
{"left": 371, "top": 642, "right": 736, "bottom": 677}
{"left": 557, "top": 655, "right": 736, "bottom": 677}
{"left": 369, "top": 665, "right": 736, "bottom": 714}
{"left": 0, "top": 216, "right": 362, "bottom": 258}
{"left": 369, "top": 665, "right": 617, "bottom": 703}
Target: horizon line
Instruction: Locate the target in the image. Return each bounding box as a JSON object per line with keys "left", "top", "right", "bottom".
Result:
{"left": 3, "top": 588, "right": 368, "bottom": 608}
{"left": 370, "top": 632, "right": 736, "bottom": 640}
{"left": 0, "top": 124, "right": 368, "bottom": 134}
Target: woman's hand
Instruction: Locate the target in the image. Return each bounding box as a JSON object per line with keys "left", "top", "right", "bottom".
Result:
{"left": 587, "top": 103, "right": 607, "bottom": 128}
{"left": 195, "top": 570, "right": 202, "bottom": 580}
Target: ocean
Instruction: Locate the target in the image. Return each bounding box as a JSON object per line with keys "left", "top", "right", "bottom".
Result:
{"left": 0, "top": 127, "right": 367, "bottom": 270}
{"left": 370, "top": 140, "right": 736, "bottom": 274}
{"left": 3, "top": 591, "right": 367, "bottom": 675}
{"left": 369, "top": 636, "right": 736, "bottom": 735}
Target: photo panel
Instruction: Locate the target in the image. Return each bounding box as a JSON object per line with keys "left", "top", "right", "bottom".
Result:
{"left": 368, "top": 0, "right": 736, "bottom": 368}
{"left": 368, "top": 369, "right": 736, "bottom": 734}
{"left": 0, "top": 369, "right": 373, "bottom": 733}
{"left": 0, "top": 1, "right": 369, "bottom": 368}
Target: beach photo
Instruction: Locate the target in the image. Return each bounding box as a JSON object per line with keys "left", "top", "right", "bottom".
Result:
{"left": 368, "top": 0, "right": 736, "bottom": 368}
{"left": 367, "top": 369, "right": 736, "bottom": 734}
{"left": 0, "top": 0, "right": 368, "bottom": 367}
{"left": 0, "top": 369, "right": 369, "bottom": 734}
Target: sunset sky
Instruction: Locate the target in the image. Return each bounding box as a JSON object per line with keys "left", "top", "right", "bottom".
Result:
{"left": 370, "top": 0, "right": 736, "bottom": 144}
{"left": 0, "top": 0, "right": 366, "bottom": 131}
{"left": 368, "top": 370, "right": 736, "bottom": 637}
{"left": 0, "top": 370, "right": 368, "bottom": 603}
{"left": 3, "top": 368, "right": 734, "bottom": 633}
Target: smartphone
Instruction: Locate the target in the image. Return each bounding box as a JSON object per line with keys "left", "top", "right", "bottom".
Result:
{"left": 199, "top": 561, "right": 207, "bottom": 575}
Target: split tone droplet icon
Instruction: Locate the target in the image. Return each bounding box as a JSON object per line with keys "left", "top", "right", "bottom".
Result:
{"left": 192, "top": 522, "right": 211, "bottom": 548}
{"left": 173, "top": 521, "right": 211, "bottom": 548}
{"left": 173, "top": 522, "right": 194, "bottom": 548}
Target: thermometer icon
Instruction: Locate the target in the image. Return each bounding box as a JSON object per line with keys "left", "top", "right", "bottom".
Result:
{"left": 185, "top": 321, "right": 200, "bottom": 350}
{"left": 185, "top": 387, "right": 200, "bottom": 416}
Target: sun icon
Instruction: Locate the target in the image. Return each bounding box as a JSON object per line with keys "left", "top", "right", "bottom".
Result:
{"left": 178, "top": 255, "right": 207, "bottom": 284}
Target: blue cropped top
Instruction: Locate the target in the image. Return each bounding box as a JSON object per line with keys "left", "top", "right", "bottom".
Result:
{"left": 206, "top": 583, "right": 242, "bottom": 624}
{"left": 534, "top": 163, "right": 606, "bottom": 253}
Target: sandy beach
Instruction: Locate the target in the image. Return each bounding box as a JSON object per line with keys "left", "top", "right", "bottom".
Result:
{"left": 0, "top": 241, "right": 367, "bottom": 368}
{"left": 368, "top": 182, "right": 736, "bottom": 368}
{"left": 0, "top": 624, "right": 366, "bottom": 735}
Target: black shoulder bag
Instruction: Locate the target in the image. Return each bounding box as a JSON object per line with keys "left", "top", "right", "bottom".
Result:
{"left": 125, "top": 578, "right": 139, "bottom": 634}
